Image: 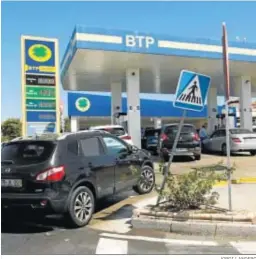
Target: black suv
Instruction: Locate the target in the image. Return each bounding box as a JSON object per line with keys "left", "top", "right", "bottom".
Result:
{"left": 1, "top": 131, "right": 155, "bottom": 227}
{"left": 158, "top": 123, "right": 201, "bottom": 162}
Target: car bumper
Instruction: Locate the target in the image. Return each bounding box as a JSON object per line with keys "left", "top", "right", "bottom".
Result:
{"left": 161, "top": 147, "right": 201, "bottom": 157}
{"left": 1, "top": 192, "right": 67, "bottom": 213}
{"left": 231, "top": 143, "right": 256, "bottom": 152}
{"left": 146, "top": 144, "right": 158, "bottom": 150}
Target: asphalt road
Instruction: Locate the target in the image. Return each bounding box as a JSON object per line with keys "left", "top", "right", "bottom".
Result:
{"left": 2, "top": 217, "right": 255, "bottom": 255}
{"left": 2, "top": 200, "right": 256, "bottom": 255}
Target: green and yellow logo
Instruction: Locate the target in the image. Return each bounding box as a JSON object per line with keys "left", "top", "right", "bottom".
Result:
{"left": 75, "top": 97, "right": 91, "bottom": 112}
{"left": 28, "top": 44, "right": 52, "bottom": 63}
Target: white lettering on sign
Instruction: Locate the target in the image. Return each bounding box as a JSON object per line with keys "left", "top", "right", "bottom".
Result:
{"left": 125, "top": 35, "right": 155, "bottom": 48}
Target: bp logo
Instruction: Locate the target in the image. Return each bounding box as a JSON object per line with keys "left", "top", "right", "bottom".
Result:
{"left": 28, "top": 44, "right": 52, "bottom": 62}
{"left": 75, "top": 97, "right": 91, "bottom": 112}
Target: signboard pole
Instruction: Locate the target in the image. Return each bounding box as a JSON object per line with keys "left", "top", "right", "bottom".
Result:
{"left": 222, "top": 22, "right": 232, "bottom": 211}
{"left": 21, "top": 37, "right": 26, "bottom": 137}
{"left": 156, "top": 110, "right": 186, "bottom": 205}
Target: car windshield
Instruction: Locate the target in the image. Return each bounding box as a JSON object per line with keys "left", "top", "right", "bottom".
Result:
{"left": 99, "top": 127, "right": 126, "bottom": 137}
{"left": 165, "top": 125, "right": 195, "bottom": 136}
{"left": 230, "top": 129, "right": 252, "bottom": 134}
{"left": 1, "top": 141, "right": 55, "bottom": 165}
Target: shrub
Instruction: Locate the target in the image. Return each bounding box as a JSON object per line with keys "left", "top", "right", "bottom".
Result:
{"left": 156, "top": 162, "right": 235, "bottom": 210}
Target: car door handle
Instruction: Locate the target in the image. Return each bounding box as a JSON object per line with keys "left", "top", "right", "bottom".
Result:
{"left": 79, "top": 166, "right": 84, "bottom": 170}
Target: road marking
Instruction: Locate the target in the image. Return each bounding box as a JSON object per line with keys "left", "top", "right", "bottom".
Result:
{"left": 100, "top": 233, "right": 218, "bottom": 246}
{"left": 96, "top": 237, "right": 128, "bottom": 254}
{"left": 230, "top": 241, "right": 256, "bottom": 254}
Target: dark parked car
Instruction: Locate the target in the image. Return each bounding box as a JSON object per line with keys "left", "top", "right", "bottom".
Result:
{"left": 1, "top": 131, "right": 155, "bottom": 227}
{"left": 141, "top": 128, "right": 161, "bottom": 155}
{"left": 158, "top": 123, "right": 201, "bottom": 162}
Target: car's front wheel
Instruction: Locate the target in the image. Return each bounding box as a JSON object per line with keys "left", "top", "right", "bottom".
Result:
{"left": 133, "top": 165, "right": 155, "bottom": 195}
{"left": 66, "top": 186, "right": 95, "bottom": 228}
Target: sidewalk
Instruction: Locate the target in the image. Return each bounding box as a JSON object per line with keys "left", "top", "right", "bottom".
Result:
{"left": 154, "top": 154, "right": 256, "bottom": 180}
{"left": 214, "top": 184, "right": 256, "bottom": 211}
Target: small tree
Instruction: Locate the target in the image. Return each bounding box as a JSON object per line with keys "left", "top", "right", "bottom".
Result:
{"left": 1, "top": 118, "right": 21, "bottom": 141}
{"left": 156, "top": 162, "right": 235, "bottom": 210}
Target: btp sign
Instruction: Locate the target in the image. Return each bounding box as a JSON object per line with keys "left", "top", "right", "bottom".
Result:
{"left": 125, "top": 35, "right": 155, "bottom": 49}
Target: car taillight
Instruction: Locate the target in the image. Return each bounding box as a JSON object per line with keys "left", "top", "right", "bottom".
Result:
{"left": 36, "top": 166, "right": 65, "bottom": 182}
{"left": 121, "top": 135, "right": 131, "bottom": 140}
{"left": 232, "top": 138, "right": 241, "bottom": 143}
{"left": 160, "top": 133, "right": 168, "bottom": 141}
{"left": 193, "top": 133, "right": 200, "bottom": 141}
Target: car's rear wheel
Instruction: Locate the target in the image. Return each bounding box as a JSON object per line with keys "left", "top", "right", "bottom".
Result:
{"left": 133, "top": 165, "right": 155, "bottom": 195}
{"left": 195, "top": 154, "right": 201, "bottom": 160}
{"left": 66, "top": 186, "right": 95, "bottom": 228}
{"left": 221, "top": 143, "right": 227, "bottom": 156}
{"left": 250, "top": 150, "right": 256, "bottom": 156}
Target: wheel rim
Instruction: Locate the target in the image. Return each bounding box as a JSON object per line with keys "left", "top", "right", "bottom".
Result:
{"left": 74, "top": 191, "right": 93, "bottom": 222}
{"left": 139, "top": 168, "right": 154, "bottom": 192}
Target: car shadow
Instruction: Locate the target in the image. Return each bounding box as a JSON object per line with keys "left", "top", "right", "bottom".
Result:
{"left": 1, "top": 211, "right": 61, "bottom": 234}
{"left": 1, "top": 191, "right": 137, "bottom": 234}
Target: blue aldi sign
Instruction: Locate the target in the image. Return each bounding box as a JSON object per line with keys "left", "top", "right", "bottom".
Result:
{"left": 174, "top": 70, "right": 211, "bottom": 112}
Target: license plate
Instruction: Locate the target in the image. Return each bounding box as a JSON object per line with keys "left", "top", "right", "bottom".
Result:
{"left": 176, "top": 148, "right": 187, "bottom": 152}
{"left": 1, "top": 179, "right": 22, "bottom": 188}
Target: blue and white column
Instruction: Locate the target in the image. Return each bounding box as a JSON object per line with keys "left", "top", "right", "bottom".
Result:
{"left": 153, "top": 68, "right": 162, "bottom": 129}
{"left": 239, "top": 76, "right": 253, "bottom": 130}
{"left": 111, "top": 82, "right": 122, "bottom": 125}
{"left": 71, "top": 117, "right": 79, "bottom": 132}
{"left": 207, "top": 87, "right": 218, "bottom": 134}
{"left": 126, "top": 68, "right": 141, "bottom": 148}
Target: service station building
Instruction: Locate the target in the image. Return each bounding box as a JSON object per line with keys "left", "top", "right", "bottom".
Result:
{"left": 61, "top": 25, "right": 256, "bottom": 148}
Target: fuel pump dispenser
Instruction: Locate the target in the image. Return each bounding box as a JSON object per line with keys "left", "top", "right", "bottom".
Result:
{"left": 113, "top": 112, "right": 128, "bottom": 131}
{"left": 216, "top": 106, "right": 237, "bottom": 129}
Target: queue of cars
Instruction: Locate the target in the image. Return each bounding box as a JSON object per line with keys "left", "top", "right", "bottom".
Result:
{"left": 1, "top": 129, "right": 155, "bottom": 228}
{"left": 142, "top": 124, "right": 256, "bottom": 159}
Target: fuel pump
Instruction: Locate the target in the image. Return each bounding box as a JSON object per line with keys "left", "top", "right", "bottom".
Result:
{"left": 113, "top": 112, "right": 128, "bottom": 131}
{"left": 216, "top": 106, "right": 237, "bottom": 129}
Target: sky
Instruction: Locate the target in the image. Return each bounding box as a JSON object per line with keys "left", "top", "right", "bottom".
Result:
{"left": 1, "top": 1, "right": 256, "bottom": 121}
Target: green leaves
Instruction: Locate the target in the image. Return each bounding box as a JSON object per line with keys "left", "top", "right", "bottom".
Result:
{"left": 1, "top": 118, "right": 21, "bottom": 141}
{"left": 156, "top": 161, "right": 236, "bottom": 210}
{"left": 33, "top": 46, "right": 47, "bottom": 58}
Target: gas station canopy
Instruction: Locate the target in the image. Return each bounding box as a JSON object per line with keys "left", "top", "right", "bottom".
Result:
{"left": 61, "top": 25, "right": 256, "bottom": 95}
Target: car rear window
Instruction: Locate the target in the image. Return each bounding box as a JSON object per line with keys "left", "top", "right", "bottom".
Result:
{"left": 144, "top": 129, "right": 161, "bottom": 136}
{"left": 164, "top": 125, "right": 195, "bottom": 135}
{"left": 230, "top": 129, "right": 252, "bottom": 134}
{"left": 1, "top": 141, "right": 55, "bottom": 165}
{"left": 99, "top": 127, "right": 126, "bottom": 136}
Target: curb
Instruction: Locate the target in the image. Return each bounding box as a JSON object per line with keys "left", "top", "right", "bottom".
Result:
{"left": 133, "top": 208, "right": 256, "bottom": 223}
{"left": 131, "top": 217, "right": 256, "bottom": 238}
{"left": 213, "top": 177, "right": 256, "bottom": 187}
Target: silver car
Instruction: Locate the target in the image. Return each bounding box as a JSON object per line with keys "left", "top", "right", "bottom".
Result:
{"left": 202, "top": 128, "right": 256, "bottom": 156}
